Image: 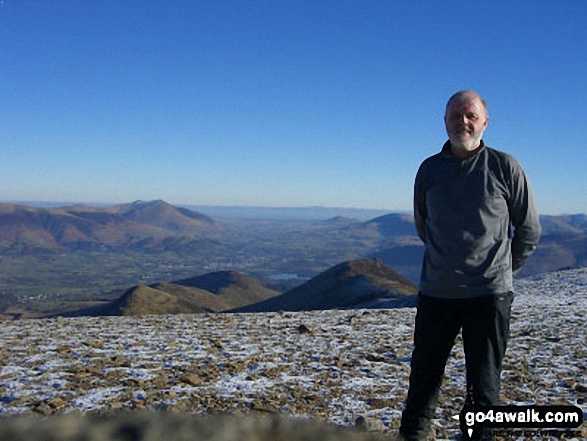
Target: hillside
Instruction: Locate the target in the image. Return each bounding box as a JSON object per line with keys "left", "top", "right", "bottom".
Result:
{"left": 63, "top": 271, "right": 280, "bottom": 316}
{"left": 518, "top": 232, "right": 587, "bottom": 277}
{"left": 234, "top": 258, "right": 418, "bottom": 312}
{"left": 108, "top": 200, "right": 215, "bottom": 233}
{"left": 0, "top": 200, "right": 218, "bottom": 252}
{"left": 360, "top": 212, "right": 587, "bottom": 281}
{"left": 173, "top": 271, "right": 280, "bottom": 308}
{"left": 539, "top": 214, "right": 587, "bottom": 235}
{"left": 60, "top": 260, "right": 416, "bottom": 317}
{"left": 2, "top": 268, "right": 585, "bottom": 439}
{"left": 360, "top": 213, "right": 417, "bottom": 237}
{"left": 114, "top": 285, "right": 212, "bottom": 315}
{"left": 2, "top": 203, "right": 587, "bottom": 318}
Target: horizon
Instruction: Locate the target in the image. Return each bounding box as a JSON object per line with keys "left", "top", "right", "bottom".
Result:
{"left": 2, "top": 1, "right": 586, "bottom": 216}
{"left": 1, "top": 198, "right": 584, "bottom": 218}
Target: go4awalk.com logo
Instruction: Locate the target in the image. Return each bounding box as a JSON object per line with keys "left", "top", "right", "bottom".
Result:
{"left": 453, "top": 405, "right": 583, "bottom": 438}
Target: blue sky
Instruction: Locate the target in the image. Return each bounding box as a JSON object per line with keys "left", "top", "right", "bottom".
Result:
{"left": 1, "top": 0, "right": 586, "bottom": 215}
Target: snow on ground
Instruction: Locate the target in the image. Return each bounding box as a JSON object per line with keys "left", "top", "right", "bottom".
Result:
{"left": 1, "top": 269, "right": 585, "bottom": 440}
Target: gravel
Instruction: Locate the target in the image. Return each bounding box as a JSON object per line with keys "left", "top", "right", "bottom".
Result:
{"left": 1, "top": 268, "right": 586, "bottom": 440}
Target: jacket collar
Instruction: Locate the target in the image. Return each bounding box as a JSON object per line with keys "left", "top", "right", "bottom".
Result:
{"left": 441, "top": 139, "right": 486, "bottom": 160}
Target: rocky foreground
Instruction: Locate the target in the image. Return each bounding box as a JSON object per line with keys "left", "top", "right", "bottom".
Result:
{"left": 1, "top": 269, "right": 586, "bottom": 440}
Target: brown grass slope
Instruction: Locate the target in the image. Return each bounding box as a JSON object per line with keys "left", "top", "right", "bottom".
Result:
{"left": 149, "top": 283, "right": 232, "bottom": 312}
{"left": 233, "top": 258, "right": 418, "bottom": 312}
{"left": 0, "top": 204, "right": 93, "bottom": 249}
{"left": 109, "top": 200, "right": 217, "bottom": 233}
{"left": 115, "top": 285, "right": 202, "bottom": 315}
{"left": 173, "top": 271, "right": 280, "bottom": 309}
{"left": 360, "top": 213, "right": 417, "bottom": 237}
{"left": 62, "top": 271, "right": 279, "bottom": 316}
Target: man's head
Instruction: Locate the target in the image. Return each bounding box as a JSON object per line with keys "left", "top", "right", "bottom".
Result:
{"left": 444, "top": 90, "right": 489, "bottom": 157}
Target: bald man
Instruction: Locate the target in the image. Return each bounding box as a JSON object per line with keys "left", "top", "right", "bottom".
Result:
{"left": 398, "top": 91, "right": 541, "bottom": 440}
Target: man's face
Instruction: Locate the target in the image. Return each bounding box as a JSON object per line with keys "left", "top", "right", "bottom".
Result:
{"left": 444, "top": 94, "right": 489, "bottom": 154}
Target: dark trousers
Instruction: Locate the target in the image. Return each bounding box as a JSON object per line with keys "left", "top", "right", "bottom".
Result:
{"left": 399, "top": 292, "right": 514, "bottom": 440}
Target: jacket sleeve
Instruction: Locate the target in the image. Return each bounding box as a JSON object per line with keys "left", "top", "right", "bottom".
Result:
{"left": 507, "top": 160, "right": 541, "bottom": 272}
{"left": 413, "top": 164, "right": 427, "bottom": 244}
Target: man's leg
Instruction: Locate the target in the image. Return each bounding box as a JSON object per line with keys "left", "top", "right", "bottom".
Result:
{"left": 400, "top": 294, "right": 462, "bottom": 440}
{"left": 461, "top": 292, "right": 514, "bottom": 439}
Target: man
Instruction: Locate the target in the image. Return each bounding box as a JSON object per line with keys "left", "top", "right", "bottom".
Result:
{"left": 398, "top": 91, "right": 541, "bottom": 440}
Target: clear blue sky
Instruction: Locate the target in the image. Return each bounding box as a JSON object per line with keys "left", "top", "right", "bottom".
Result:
{"left": 1, "top": 0, "right": 586, "bottom": 215}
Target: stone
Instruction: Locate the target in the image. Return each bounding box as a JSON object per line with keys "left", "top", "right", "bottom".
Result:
{"left": 1, "top": 271, "right": 586, "bottom": 440}
{"left": 297, "top": 323, "right": 312, "bottom": 334}
{"left": 355, "top": 416, "right": 386, "bottom": 433}
{"left": 0, "top": 412, "right": 393, "bottom": 441}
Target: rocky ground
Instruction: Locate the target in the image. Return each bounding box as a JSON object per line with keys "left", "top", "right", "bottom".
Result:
{"left": 1, "top": 269, "right": 586, "bottom": 440}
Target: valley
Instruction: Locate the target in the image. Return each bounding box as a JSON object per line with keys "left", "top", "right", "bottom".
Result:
{"left": 0, "top": 201, "right": 586, "bottom": 318}
{"left": 0, "top": 213, "right": 387, "bottom": 317}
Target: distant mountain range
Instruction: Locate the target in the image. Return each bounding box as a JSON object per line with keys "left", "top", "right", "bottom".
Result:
{"left": 186, "top": 205, "right": 393, "bottom": 221}
{"left": 351, "top": 212, "right": 587, "bottom": 280}
{"left": 62, "top": 259, "right": 417, "bottom": 317}
{"left": 1, "top": 200, "right": 586, "bottom": 288}
{"left": 0, "top": 200, "right": 218, "bottom": 252}
{"left": 520, "top": 214, "right": 587, "bottom": 276}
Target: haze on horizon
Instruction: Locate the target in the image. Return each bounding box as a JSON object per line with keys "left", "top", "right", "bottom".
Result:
{"left": 1, "top": 1, "right": 586, "bottom": 215}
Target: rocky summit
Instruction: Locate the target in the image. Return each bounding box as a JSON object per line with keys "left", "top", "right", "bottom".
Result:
{"left": 0, "top": 269, "right": 586, "bottom": 440}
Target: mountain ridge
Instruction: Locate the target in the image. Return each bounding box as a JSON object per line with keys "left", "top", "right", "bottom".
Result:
{"left": 62, "top": 270, "right": 280, "bottom": 317}
{"left": 233, "top": 258, "right": 418, "bottom": 313}
{"left": 2, "top": 201, "right": 587, "bottom": 318}
{"left": 57, "top": 259, "right": 417, "bottom": 317}
{"left": 0, "top": 200, "right": 218, "bottom": 252}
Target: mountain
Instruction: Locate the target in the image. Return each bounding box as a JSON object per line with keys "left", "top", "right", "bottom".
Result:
{"left": 101, "top": 285, "right": 216, "bottom": 315}
{"left": 61, "top": 260, "right": 416, "bottom": 317}
{"left": 110, "top": 200, "right": 215, "bottom": 233}
{"left": 63, "top": 271, "right": 279, "bottom": 316}
{"left": 359, "top": 213, "right": 587, "bottom": 282}
{"left": 371, "top": 241, "right": 424, "bottom": 283}
{"left": 186, "top": 205, "right": 391, "bottom": 221}
{"left": 517, "top": 232, "right": 587, "bottom": 277}
{"left": 233, "top": 259, "right": 418, "bottom": 312}
{"left": 361, "top": 213, "right": 418, "bottom": 237}
{"left": 539, "top": 214, "right": 587, "bottom": 235}
{"left": 343, "top": 213, "right": 424, "bottom": 283}
{"left": 0, "top": 200, "right": 218, "bottom": 252}
{"left": 514, "top": 214, "right": 587, "bottom": 277}
{"left": 321, "top": 216, "right": 359, "bottom": 225}
{"left": 173, "top": 271, "right": 280, "bottom": 308}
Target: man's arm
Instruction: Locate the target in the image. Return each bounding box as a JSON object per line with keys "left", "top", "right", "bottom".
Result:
{"left": 508, "top": 161, "right": 541, "bottom": 272}
{"left": 413, "top": 165, "right": 428, "bottom": 244}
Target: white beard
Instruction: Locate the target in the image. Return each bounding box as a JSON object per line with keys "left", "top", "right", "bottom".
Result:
{"left": 449, "top": 132, "right": 482, "bottom": 153}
